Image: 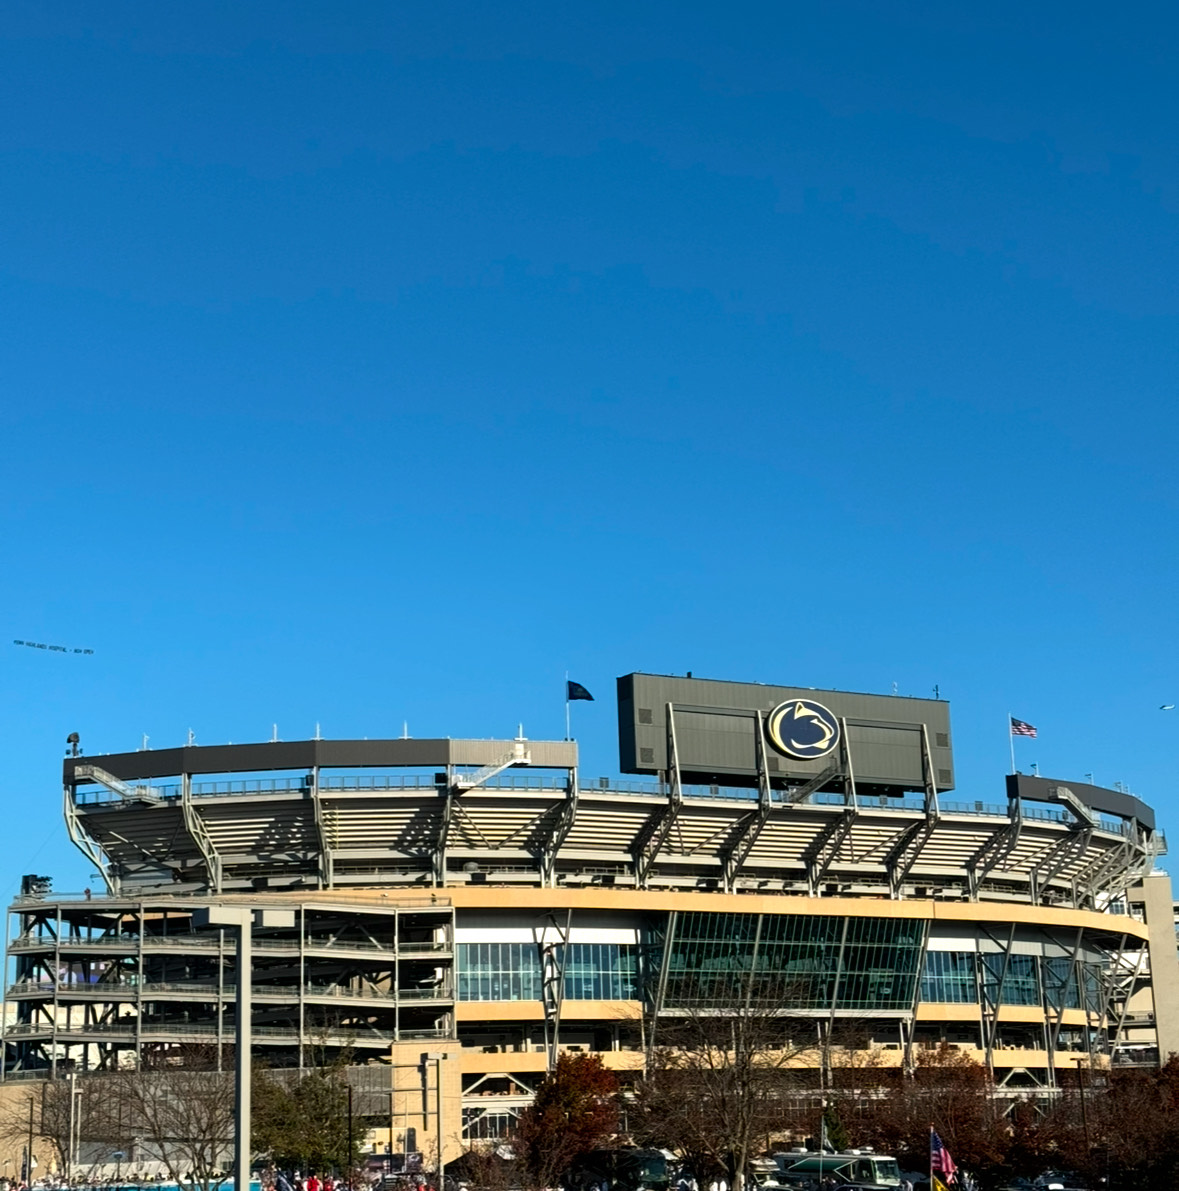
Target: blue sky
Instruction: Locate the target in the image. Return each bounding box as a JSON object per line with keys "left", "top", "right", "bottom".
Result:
{"left": 2, "top": 2, "right": 1177, "bottom": 892}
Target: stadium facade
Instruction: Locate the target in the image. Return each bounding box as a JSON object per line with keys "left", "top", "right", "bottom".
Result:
{"left": 4, "top": 673, "right": 1178, "bottom": 1160}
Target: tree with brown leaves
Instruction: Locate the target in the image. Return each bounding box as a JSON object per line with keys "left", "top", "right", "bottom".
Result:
{"left": 513, "top": 1053, "right": 619, "bottom": 1191}
{"left": 837, "top": 1045, "right": 1007, "bottom": 1175}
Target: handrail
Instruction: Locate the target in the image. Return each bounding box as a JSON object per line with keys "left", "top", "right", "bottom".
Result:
{"left": 64, "top": 767, "right": 1152, "bottom": 843}
{"left": 7, "top": 979, "right": 452, "bottom": 1002}
{"left": 10, "top": 934, "right": 449, "bottom": 956}
{"left": 64, "top": 774, "right": 1146, "bottom": 835}
{"left": 4, "top": 1020, "right": 447, "bottom": 1042}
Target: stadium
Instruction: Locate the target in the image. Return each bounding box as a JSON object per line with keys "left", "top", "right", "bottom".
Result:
{"left": 3, "top": 672, "right": 1177, "bottom": 1162}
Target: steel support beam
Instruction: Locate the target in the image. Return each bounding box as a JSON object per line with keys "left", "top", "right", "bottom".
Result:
{"left": 537, "top": 909, "right": 572, "bottom": 1071}
{"left": 646, "top": 908, "right": 678, "bottom": 1069}
{"left": 967, "top": 798, "right": 1022, "bottom": 900}
{"left": 181, "top": 773, "right": 223, "bottom": 893}
{"left": 884, "top": 725, "right": 942, "bottom": 897}
{"left": 309, "top": 767, "right": 334, "bottom": 889}
{"left": 806, "top": 807, "right": 857, "bottom": 895}
{"left": 1084, "top": 827, "right": 1160, "bottom": 905}
{"left": 1106, "top": 930, "right": 1150, "bottom": 1058}
{"left": 1075, "top": 837, "right": 1133, "bottom": 904}
{"left": 720, "top": 711, "right": 774, "bottom": 892}
{"left": 1040, "top": 926, "right": 1087, "bottom": 1089}
{"left": 633, "top": 705, "right": 683, "bottom": 887}
{"left": 536, "top": 767, "right": 579, "bottom": 887}
{"left": 978, "top": 922, "right": 1017, "bottom": 1077}
{"left": 885, "top": 816, "right": 938, "bottom": 898}
{"left": 1031, "top": 828, "right": 1093, "bottom": 905}
{"left": 434, "top": 770, "right": 454, "bottom": 886}
{"left": 62, "top": 782, "right": 118, "bottom": 894}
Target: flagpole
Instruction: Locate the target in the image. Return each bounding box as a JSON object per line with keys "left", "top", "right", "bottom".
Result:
{"left": 565, "top": 671, "right": 571, "bottom": 741}
{"left": 1008, "top": 712, "right": 1016, "bottom": 775}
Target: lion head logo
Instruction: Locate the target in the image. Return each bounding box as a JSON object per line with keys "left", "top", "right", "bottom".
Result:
{"left": 765, "top": 699, "right": 840, "bottom": 760}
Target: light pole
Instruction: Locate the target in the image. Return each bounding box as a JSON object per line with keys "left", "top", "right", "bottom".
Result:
{"left": 422, "top": 1053, "right": 449, "bottom": 1186}
{"left": 193, "top": 905, "right": 296, "bottom": 1191}
{"left": 67, "top": 1072, "right": 83, "bottom": 1181}
{"left": 26, "top": 1095, "right": 35, "bottom": 1186}
{"left": 346, "top": 1083, "right": 354, "bottom": 1191}
{"left": 1071, "top": 1056, "right": 1092, "bottom": 1151}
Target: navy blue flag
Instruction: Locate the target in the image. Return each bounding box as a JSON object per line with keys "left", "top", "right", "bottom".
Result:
{"left": 567, "top": 681, "right": 594, "bottom": 702}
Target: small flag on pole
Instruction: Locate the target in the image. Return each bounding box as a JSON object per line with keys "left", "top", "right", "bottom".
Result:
{"left": 567, "top": 681, "right": 594, "bottom": 702}
{"left": 1010, "top": 717, "right": 1037, "bottom": 738}
{"left": 931, "top": 1129, "right": 957, "bottom": 1184}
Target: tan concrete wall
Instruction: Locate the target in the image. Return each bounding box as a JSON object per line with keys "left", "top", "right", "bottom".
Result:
{"left": 442, "top": 888, "right": 1152, "bottom": 940}
{"left": 1134, "top": 873, "right": 1179, "bottom": 1060}
{"left": 381, "top": 1041, "right": 466, "bottom": 1170}
{"left": 0, "top": 1081, "right": 51, "bottom": 1180}
{"left": 454, "top": 1000, "right": 641, "bottom": 1023}
{"left": 253, "top": 886, "right": 1151, "bottom": 942}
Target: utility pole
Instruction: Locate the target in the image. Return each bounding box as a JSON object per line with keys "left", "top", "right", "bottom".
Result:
{"left": 26, "top": 1095, "right": 35, "bottom": 1186}
{"left": 194, "top": 906, "right": 296, "bottom": 1191}
{"left": 346, "top": 1083, "right": 354, "bottom": 1191}
{"left": 423, "top": 1053, "right": 447, "bottom": 1185}
{"left": 67, "top": 1073, "right": 77, "bottom": 1180}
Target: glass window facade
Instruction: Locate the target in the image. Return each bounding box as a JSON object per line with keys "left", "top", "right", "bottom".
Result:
{"left": 1043, "top": 956, "right": 1079, "bottom": 1011}
{"left": 919, "top": 951, "right": 1103, "bottom": 1010}
{"left": 982, "top": 953, "right": 1040, "bottom": 1006}
{"left": 663, "top": 912, "right": 924, "bottom": 1011}
{"left": 457, "top": 942, "right": 542, "bottom": 1001}
{"left": 920, "top": 951, "right": 977, "bottom": 1003}
{"left": 456, "top": 942, "right": 638, "bottom": 1002}
{"left": 457, "top": 922, "right": 1105, "bottom": 1017}
{"left": 563, "top": 943, "right": 639, "bottom": 1000}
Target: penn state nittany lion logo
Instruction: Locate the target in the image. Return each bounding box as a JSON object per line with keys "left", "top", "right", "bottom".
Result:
{"left": 765, "top": 699, "right": 840, "bottom": 760}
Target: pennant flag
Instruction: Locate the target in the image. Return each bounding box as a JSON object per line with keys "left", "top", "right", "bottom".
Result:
{"left": 931, "top": 1130, "right": 957, "bottom": 1184}
{"left": 1010, "top": 717, "right": 1037, "bottom": 738}
{"left": 567, "top": 681, "right": 594, "bottom": 702}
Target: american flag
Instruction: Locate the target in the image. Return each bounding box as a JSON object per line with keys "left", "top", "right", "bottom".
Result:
{"left": 1010, "top": 717, "right": 1037, "bottom": 738}
{"left": 931, "top": 1130, "right": 958, "bottom": 1183}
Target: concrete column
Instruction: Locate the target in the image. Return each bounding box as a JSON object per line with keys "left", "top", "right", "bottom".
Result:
{"left": 1133, "top": 874, "right": 1179, "bottom": 1062}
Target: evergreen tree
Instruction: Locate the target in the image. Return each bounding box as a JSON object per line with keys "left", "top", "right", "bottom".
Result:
{"left": 821, "top": 1104, "right": 850, "bottom": 1152}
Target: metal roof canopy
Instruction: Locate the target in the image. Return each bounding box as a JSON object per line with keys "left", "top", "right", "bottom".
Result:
{"left": 1006, "top": 774, "right": 1157, "bottom": 833}
{"left": 64, "top": 738, "right": 579, "bottom": 784}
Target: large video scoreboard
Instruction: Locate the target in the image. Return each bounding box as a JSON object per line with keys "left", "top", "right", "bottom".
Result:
{"left": 617, "top": 672, "right": 954, "bottom": 795}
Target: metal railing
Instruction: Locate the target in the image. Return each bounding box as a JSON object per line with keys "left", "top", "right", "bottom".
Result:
{"left": 11, "top": 933, "right": 449, "bottom": 956}
{"left": 6, "top": 980, "right": 451, "bottom": 1002}
{"left": 64, "top": 773, "right": 1149, "bottom": 838}
{"left": 2, "top": 1021, "right": 404, "bottom": 1042}
{"left": 4, "top": 1020, "right": 448, "bottom": 1043}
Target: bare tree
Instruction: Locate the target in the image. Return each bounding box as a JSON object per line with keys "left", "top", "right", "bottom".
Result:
{"left": 450, "top": 1144, "right": 521, "bottom": 1191}
{"left": 85, "top": 1063, "right": 236, "bottom": 1191}
{"left": 631, "top": 981, "right": 815, "bottom": 1191}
